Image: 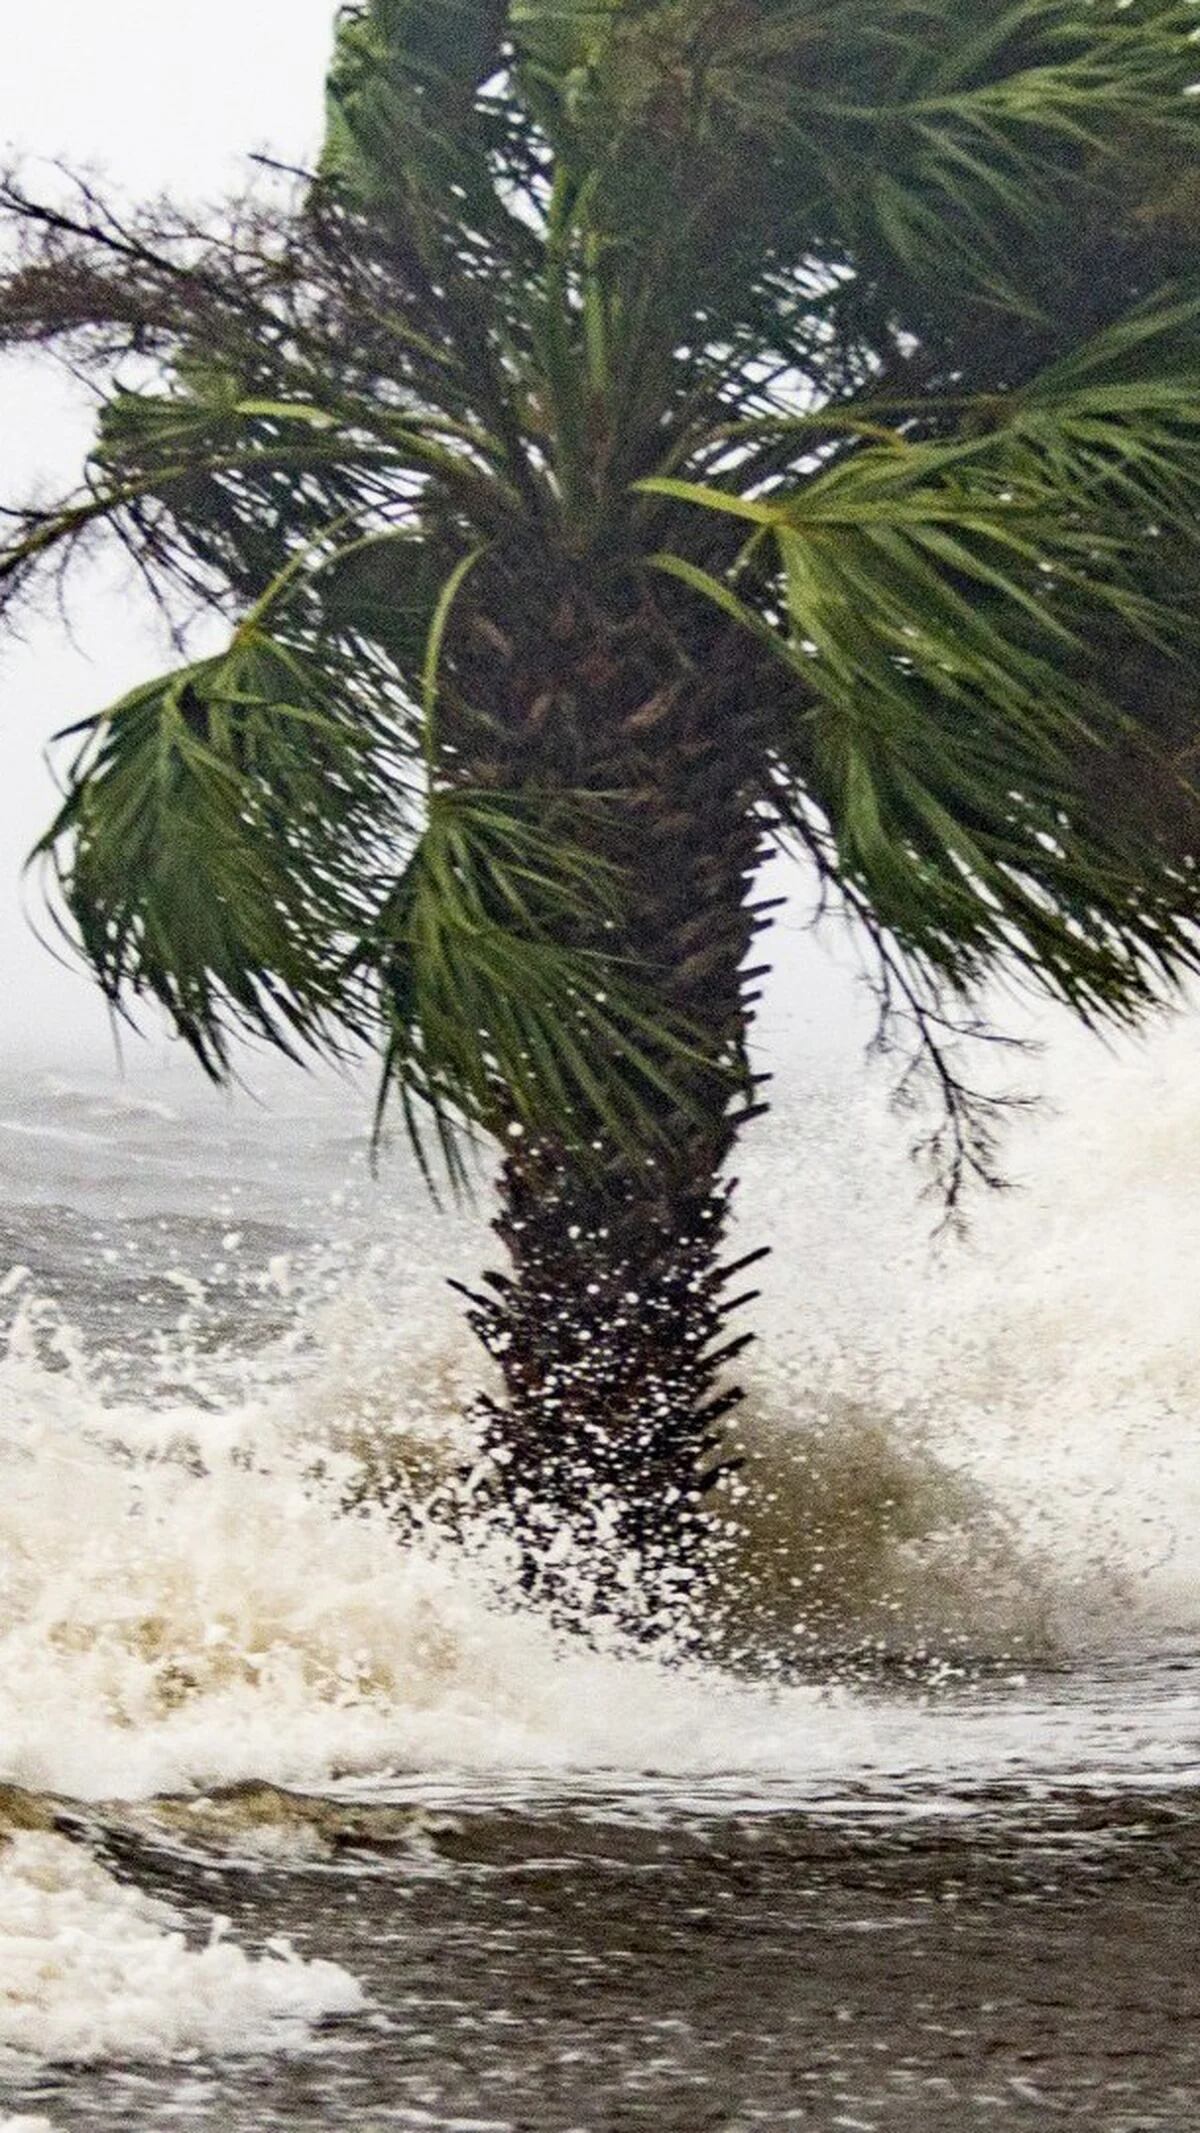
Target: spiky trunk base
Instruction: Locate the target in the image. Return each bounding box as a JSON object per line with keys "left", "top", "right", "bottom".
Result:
{"left": 458, "top": 1149, "right": 763, "bottom": 1635}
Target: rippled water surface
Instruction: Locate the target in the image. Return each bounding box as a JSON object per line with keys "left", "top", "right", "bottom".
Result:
{"left": 1, "top": 1025, "right": 1198, "bottom": 2130}
{"left": 8, "top": 1763, "right": 1200, "bottom": 2132}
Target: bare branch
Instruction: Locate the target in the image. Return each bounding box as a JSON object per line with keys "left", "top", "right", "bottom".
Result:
{"left": 776, "top": 793, "right": 1037, "bottom": 1221}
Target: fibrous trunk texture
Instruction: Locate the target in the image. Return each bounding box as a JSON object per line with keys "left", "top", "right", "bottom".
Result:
{"left": 449, "top": 565, "right": 769, "bottom": 1630}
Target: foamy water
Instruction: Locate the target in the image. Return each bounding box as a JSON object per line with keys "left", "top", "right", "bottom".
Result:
{"left": 0, "top": 1832, "right": 362, "bottom": 2067}
{"left": 1, "top": 998, "right": 1199, "bottom": 2101}
{"left": 1, "top": 1312, "right": 1198, "bottom": 1815}
{"left": 2, "top": 1013, "right": 1199, "bottom": 1800}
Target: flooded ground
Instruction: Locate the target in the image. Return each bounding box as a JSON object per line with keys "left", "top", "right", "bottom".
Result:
{"left": 5, "top": 1712, "right": 1200, "bottom": 2133}
{"left": 1, "top": 1028, "right": 1198, "bottom": 2130}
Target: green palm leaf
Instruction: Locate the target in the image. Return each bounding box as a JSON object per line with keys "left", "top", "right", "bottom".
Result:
{"left": 642, "top": 302, "right": 1200, "bottom": 1017}
{"left": 34, "top": 625, "right": 403, "bottom": 1070}
{"left": 368, "top": 786, "right": 719, "bottom": 1185}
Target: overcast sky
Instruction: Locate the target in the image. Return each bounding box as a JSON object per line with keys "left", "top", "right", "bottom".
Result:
{"left": 0, "top": 1, "right": 341, "bottom": 1062}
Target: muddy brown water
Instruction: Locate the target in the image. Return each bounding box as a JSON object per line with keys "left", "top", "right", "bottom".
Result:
{"left": 5, "top": 1736, "right": 1199, "bottom": 2133}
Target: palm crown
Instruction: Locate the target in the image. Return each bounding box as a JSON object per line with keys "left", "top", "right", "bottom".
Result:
{"left": 5, "top": 0, "right": 1200, "bottom": 1171}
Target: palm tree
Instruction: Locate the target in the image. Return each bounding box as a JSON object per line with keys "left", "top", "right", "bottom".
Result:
{"left": 4, "top": 0, "right": 1200, "bottom": 1627}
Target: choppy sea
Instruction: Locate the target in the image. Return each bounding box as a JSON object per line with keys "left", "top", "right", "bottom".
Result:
{"left": 1, "top": 1001, "right": 1198, "bottom": 2131}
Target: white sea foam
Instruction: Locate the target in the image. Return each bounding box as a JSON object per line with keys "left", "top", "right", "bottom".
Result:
{"left": 0, "top": 1318, "right": 832, "bottom": 1799}
{"left": 746, "top": 1002, "right": 1200, "bottom": 1641}
{"left": 0, "top": 1831, "right": 363, "bottom": 2067}
{"left": 0, "top": 1306, "right": 1198, "bottom": 1812}
{"left": 0, "top": 1009, "right": 1197, "bottom": 1812}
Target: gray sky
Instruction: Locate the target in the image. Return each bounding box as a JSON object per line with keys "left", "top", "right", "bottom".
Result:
{"left": 0, "top": 1, "right": 340, "bottom": 1060}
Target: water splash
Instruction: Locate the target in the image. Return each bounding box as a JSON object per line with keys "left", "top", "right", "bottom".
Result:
{"left": 0, "top": 1012, "right": 1197, "bottom": 1810}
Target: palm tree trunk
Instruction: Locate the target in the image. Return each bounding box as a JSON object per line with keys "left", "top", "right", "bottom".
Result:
{"left": 462, "top": 1139, "right": 766, "bottom": 1631}
{"left": 449, "top": 569, "right": 771, "bottom": 1630}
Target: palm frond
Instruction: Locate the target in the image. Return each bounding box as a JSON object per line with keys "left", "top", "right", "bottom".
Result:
{"left": 0, "top": 347, "right": 515, "bottom": 641}
{"left": 33, "top": 622, "right": 408, "bottom": 1072}
{"left": 642, "top": 302, "right": 1200, "bottom": 1020}
{"left": 324, "top": 0, "right": 510, "bottom": 212}
{"left": 368, "top": 786, "right": 722, "bottom": 1181}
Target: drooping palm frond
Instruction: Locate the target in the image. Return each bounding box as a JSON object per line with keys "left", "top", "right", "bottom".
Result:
{"left": 35, "top": 617, "right": 708, "bottom": 1169}
{"left": 33, "top": 620, "right": 406, "bottom": 1069}
{"left": 0, "top": 358, "right": 514, "bottom": 649}
{"left": 643, "top": 297, "right": 1200, "bottom": 1021}
{"left": 368, "top": 785, "right": 717, "bottom": 1186}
